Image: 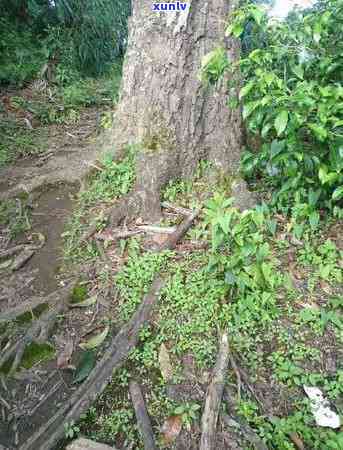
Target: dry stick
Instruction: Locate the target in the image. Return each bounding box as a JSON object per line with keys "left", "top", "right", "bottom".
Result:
{"left": 129, "top": 381, "right": 158, "bottom": 450}
{"left": 157, "top": 209, "right": 200, "bottom": 251}
{"left": 137, "top": 225, "right": 176, "bottom": 234}
{"left": 19, "top": 210, "right": 199, "bottom": 450}
{"left": 200, "top": 331, "right": 230, "bottom": 450}
{"left": 0, "top": 284, "right": 73, "bottom": 323}
{"left": 161, "top": 201, "right": 192, "bottom": 216}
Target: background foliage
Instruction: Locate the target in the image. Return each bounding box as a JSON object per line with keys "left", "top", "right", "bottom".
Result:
{"left": 203, "top": 0, "right": 343, "bottom": 233}
{"left": 0, "top": 0, "right": 131, "bottom": 85}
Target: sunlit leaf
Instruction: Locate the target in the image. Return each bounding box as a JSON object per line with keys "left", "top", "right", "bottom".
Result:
{"left": 79, "top": 326, "right": 109, "bottom": 350}
{"left": 274, "top": 110, "right": 288, "bottom": 136}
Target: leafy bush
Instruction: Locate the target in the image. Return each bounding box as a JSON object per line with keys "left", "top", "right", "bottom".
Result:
{"left": 203, "top": 0, "right": 343, "bottom": 221}
{"left": 234, "top": 1, "right": 342, "bottom": 215}
{"left": 0, "top": 18, "right": 48, "bottom": 86}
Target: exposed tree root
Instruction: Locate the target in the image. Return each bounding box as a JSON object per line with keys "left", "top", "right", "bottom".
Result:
{"left": 200, "top": 331, "right": 229, "bottom": 450}
{"left": 0, "top": 284, "right": 72, "bottom": 323}
{"left": 129, "top": 380, "right": 158, "bottom": 450}
{"left": 11, "top": 248, "right": 36, "bottom": 271}
{"left": 0, "top": 284, "right": 73, "bottom": 375}
{"left": 0, "top": 245, "right": 25, "bottom": 259}
{"left": 19, "top": 209, "right": 199, "bottom": 450}
{"left": 20, "top": 277, "right": 165, "bottom": 450}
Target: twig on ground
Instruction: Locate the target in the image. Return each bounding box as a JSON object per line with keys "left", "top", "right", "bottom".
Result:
{"left": 200, "top": 331, "right": 229, "bottom": 450}
{"left": 157, "top": 209, "right": 200, "bottom": 251}
{"left": 289, "top": 432, "right": 305, "bottom": 450}
{"left": 129, "top": 381, "right": 158, "bottom": 450}
{"left": 228, "top": 349, "right": 242, "bottom": 401}
{"left": 161, "top": 201, "right": 193, "bottom": 216}
{"left": 136, "top": 225, "right": 176, "bottom": 234}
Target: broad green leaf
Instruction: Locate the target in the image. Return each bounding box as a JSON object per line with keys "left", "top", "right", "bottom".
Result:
{"left": 79, "top": 326, "right": 109, "bottom": 350}
{"left": 274, "top": 110, "right": 289, "bottom": 136}
{"left": 250, "top": 6, "right": 264, "bottom": 25}
{"left": 243, "top": 101, "right": 259, "bottom": 120}
{"left": 270, "top": 140, "right": 285, "bottom": 159}
{"left": 309, "top": 123, "right": 328, "bottom": 141}
{"left": 332, "top": 186, "right": 343, "bottom": 201}
{"left": 309, "top": 211, "right": 320, "bottom": 229}
{"left": 291, "top": 64, "right": 304, "bottom": 79}
{"left": 313, "top": 22, "right": 322, "bottom": 43}
{"left": 239, "top": 81, "right": 255, "bottom": 100}
{"left": 73, "top": 350, "right": 96, "bottom": 384}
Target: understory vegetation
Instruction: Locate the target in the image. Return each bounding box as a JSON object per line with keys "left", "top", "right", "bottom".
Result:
{"left": 0, "top": 0, "right": 342, "bottom": 449}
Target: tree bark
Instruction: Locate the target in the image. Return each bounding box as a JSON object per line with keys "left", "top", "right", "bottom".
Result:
{"left": 109, "top": 0, "right": 242, "bottom": 222}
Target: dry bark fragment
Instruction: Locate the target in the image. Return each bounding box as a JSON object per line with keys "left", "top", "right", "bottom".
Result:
{"left": 129, "top": 381, "right": 158, "bottom": 450}
{"left": 200, "top": 331, "right": 230, "bottom": 450}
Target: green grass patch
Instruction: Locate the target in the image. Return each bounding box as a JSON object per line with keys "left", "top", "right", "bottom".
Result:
{"left": 63, "top": 148, "right": 136, "bottom": 264}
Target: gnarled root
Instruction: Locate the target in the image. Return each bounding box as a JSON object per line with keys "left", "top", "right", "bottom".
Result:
{"left": 0, "top": 284, "right": 74, "bottom": 375}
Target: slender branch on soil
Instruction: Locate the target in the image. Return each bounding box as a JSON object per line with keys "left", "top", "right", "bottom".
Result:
{"left": 289, "top": 432, "right": 305, "bottom": 450}
{"left": 156, "top": 209, "right": 200, "bottom": 251}
{"left": 136, "top": 225, "right": 176, "bottom": 234}
{"left": 96, "top": 230, "right": 143, "bottom": 241}
{"left": 161, "top": 201, "right": 193, "bottom": 216}
{"left": 0, "top": 284, "right": 73, "bottom": 323}
{"left": 129, "top": 380, "right": 158, "bottom": 450}
{"left": 200, "top": 331, "right": 229, "bottom": 450}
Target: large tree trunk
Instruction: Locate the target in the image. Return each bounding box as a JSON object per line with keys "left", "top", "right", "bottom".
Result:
{"left": 110, "top": 0, "right": 242, "bottom": 223}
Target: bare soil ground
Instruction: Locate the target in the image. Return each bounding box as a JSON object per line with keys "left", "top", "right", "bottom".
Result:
{"left": 0, "top": 104, "right": 110, "bottom": 449}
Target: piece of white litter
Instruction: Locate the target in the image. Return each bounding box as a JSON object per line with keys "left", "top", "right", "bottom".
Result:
{"left": 303, "top": 386, "right": 341, "bottom": 429}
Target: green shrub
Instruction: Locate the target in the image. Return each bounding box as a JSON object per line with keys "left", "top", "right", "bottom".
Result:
{"left": 203, "top": 0, "right": 343, "bottom": 221}
{"left": 0, "top": 18, "right": 48, "bottom": 86}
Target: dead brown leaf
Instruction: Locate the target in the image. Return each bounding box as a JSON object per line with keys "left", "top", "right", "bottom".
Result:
{"left": 161, "top": 415, "right": 182, "bottom": 445}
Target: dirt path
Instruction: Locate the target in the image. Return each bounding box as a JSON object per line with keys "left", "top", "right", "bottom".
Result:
{"left": 0, "top": 109, "right": 106, "bottom": 449}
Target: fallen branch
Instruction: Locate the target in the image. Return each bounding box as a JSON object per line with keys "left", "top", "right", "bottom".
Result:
{"left": 0, "top": 285, "right": 73, "bottom": 323}
{"left": 200, "top": 331, "right": 229, "bottom": 450}
{"left": 0, "top": 285, "right": 73, "bottom": 374}
{"left": 137, "top": 225, "right": 176, "bottom": 234}
{"left": 129, "top": 381, "right": 158, "bottom": 450}
{"left": 157, "top": 209, "right": 200, "bottom": 251}
{"left": 161, "top": 201, "right": 192, "bottom": 216}
{"left": 96, "top": 230, "right": 143, "bottom": 241}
